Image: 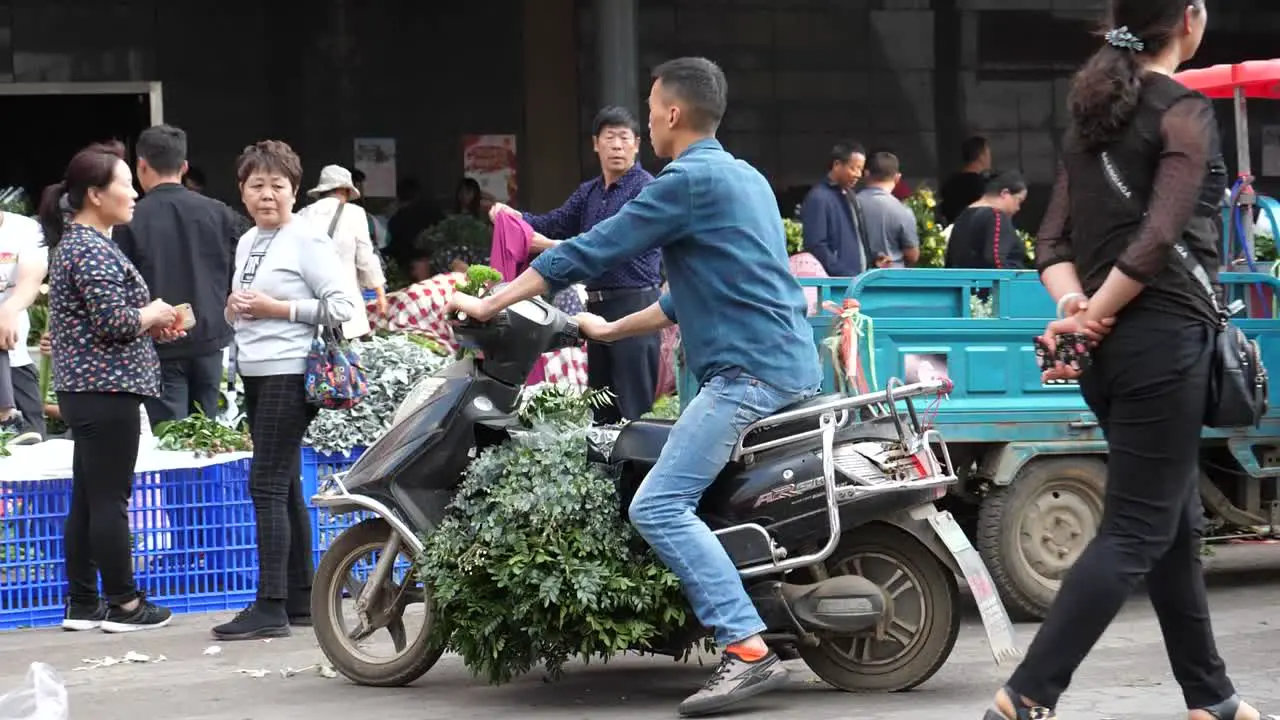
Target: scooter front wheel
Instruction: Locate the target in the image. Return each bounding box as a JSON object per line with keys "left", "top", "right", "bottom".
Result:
{"left": 797, "top": 523, "right": 961, "bottom": 693}
{"left": 312, "top": 517, "right": 444, "bottom": 686}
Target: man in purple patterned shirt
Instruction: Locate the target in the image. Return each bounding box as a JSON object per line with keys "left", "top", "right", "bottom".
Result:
{"left": 491, "top": 106, "right": 661, "bottom": 422}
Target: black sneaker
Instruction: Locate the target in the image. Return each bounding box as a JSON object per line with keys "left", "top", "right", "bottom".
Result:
{"left": 677, "top": 649, "right": 789, "bottom": 717}
{"left": 62, "top": 599, "right": 107, "bottom": 631}
{"left": 211, "top": 602, "right": 290, "bottom": 641}
{"left": 100, "top": 597, "right": 173, "bottom": 634}
{"left": 1, "top": 411, "right": 41, "bottom": 446}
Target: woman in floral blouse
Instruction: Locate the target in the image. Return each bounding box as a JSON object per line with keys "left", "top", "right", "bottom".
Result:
{"left": 39, "top": 141, "right": 184, "bottom": 633}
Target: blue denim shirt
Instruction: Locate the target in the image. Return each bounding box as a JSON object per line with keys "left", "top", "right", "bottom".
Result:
{"left": 522, "top": 163, "right": 660, "bottom": 291}
{"left": 530, "top": 138, "right": 822, "bottom": 394}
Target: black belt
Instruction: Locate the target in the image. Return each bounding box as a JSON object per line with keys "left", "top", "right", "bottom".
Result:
{"left": 585, "top": 285, "right": 659, "bottom": 303}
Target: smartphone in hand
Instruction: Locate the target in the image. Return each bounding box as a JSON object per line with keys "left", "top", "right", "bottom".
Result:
{"left": 171, "top": 303, "right": 196, "bottom": 332}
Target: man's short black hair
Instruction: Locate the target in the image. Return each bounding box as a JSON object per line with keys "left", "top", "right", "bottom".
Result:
{"left": 651, "top": 57, "right": 727, "bottom": 134}
{"left": 136, "top": 124, "right": 188, "bottom": 175}
{"left": 866, "top": 151, "right": 901, "bottom": 182}
{"left": 351, "top": 168, "right": 366, "bottom": 184}
{"left": 830, "top": 141, "right": 866, "bottom": 168}
{"left": 592, "top": 106, "right": 640, "bottom": 136}
{"left": 961, "top": 135, "right": 989, "bottom": 164}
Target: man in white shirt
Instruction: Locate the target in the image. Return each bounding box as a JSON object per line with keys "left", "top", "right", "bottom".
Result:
{"left": 0, "top": 210, "right": 48, "bottom": 443}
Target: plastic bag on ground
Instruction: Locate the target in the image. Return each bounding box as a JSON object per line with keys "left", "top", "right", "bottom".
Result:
{"left": 0, "top": 663, "right": 68, "bottom": 720}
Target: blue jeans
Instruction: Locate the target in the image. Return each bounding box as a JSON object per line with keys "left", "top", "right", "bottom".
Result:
{"left": 628, "top": 373, "right": 819, "bottom": 646}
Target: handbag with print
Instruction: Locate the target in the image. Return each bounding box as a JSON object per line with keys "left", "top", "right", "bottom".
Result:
{"left": 304, "top": 326, "right": 368, "bottom": 410}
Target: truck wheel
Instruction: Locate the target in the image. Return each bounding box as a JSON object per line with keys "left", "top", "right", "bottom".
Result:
{"left": 976, "top": 457, "right": 1105, "bottom": 622}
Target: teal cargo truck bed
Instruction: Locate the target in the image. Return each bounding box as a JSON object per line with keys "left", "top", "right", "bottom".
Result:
{"left": 847, "top": 268, "right": 1280, "bottom": 444}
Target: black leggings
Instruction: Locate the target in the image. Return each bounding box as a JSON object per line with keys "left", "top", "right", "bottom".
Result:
{"left": 243, "top": 374, "right": 317, "bottom": 602}
{"left": 60, "top": 391, "right": 143, "bottom": 606}
{"left": 1008, "top": 311, "right": 1234, "bottom": 709}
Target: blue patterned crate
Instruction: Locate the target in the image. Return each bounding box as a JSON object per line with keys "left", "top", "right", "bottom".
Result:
{"left": 0, "top": 459, "right": 256, "bottom": 630}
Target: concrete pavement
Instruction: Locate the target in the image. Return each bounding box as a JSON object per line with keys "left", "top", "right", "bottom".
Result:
{"left": 0, "top": 551, "right": 1277, "bottom": 720}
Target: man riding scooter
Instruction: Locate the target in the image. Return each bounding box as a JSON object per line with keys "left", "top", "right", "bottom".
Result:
{"left": 448, "top": 56, "right": 823, "bottom": 717}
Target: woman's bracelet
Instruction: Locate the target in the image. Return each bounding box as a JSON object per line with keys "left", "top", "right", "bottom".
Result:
{"left": 288, "top": 301, "right": 297, "bottom": 323}
{"left": 1056, "top": 292, "right": 1087, "bottom": 319}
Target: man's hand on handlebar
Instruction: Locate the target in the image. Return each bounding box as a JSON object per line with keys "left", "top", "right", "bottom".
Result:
{"left": 447, "top": 292, "right": 498, "bottom": 322}
{"left": 573, "top": 311, "right": 616, "bottom": 343}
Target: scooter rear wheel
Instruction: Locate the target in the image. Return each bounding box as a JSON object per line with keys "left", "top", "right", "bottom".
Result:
{"left": 312, "top": 517, "right": 444, "bottom": 687}
{"left": 797, "top": 523, "right": 961, "bottom": 693}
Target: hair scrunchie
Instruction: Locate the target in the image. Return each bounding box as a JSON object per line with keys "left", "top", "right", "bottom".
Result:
{"left": 1104, "top": 25, "right": 1145, "bottom": 52}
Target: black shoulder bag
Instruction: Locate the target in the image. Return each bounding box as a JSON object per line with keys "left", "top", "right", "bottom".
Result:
{"left": 1099, "top": 149, "right": 1268, "bottom": 428}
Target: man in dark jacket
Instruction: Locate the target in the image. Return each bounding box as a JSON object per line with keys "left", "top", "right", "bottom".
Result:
{"left": 114, "top": 124, "right": 246, "bottom": 427}
{"left": 799, "top": 142, "right": 878, "bottom": 276}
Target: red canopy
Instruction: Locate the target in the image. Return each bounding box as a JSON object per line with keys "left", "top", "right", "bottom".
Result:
{"left": 1174, "top": 59, "right": 1280, "bottom": 99}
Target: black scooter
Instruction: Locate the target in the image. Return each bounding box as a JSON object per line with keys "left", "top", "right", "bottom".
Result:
{"left": 310, "top": 296, "right": 1020, "bottom": 691}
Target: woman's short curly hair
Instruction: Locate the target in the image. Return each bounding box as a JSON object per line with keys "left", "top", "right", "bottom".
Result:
{"left": 235, "top": 140, "right": 303, "bottom": 190}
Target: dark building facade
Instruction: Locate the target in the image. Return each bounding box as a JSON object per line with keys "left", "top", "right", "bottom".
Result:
{"left": 1, "top": 0, "right": 1278, "bottom": 231}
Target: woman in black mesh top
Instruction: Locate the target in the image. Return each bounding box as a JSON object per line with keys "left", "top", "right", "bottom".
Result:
{"left": 983, "top": 2, "right": 1269, "bottom": 720}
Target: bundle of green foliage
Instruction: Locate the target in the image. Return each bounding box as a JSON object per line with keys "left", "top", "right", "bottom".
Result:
{"left": 454, "top": 264, "right": 502, "bottom": 299}
{"left": 642, "top": 394, "right": 680, "bottom": 420}
{"left": 417, "top": 385, "right": 703, "bottom": 684}
{"left": 783, "top": 218, "right": 804, "bottom": 256}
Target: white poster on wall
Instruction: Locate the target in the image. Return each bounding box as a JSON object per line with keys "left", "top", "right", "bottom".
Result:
{"left": 462, "top": 134, "right": 518, "bottom": 204}
{"left": 353, "top": 138, "right": 397, "bottom": 198}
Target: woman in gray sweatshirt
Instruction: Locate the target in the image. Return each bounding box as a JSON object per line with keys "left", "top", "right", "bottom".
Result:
{"left": 215, "top": 140, "right": 355, "bottom": 641}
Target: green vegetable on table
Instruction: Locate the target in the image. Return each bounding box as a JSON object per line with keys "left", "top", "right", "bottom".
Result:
{"left": 154, "top": 412, "right": 251, "bottom": 457}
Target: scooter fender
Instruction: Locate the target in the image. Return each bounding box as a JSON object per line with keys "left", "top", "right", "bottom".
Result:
{"left": 880, "top": 504, "right": 1022, "bottom": 666}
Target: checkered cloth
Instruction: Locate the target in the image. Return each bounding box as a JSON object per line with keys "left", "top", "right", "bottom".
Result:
{"left": 370, "top": 273, "right": 589, "bottom": 390}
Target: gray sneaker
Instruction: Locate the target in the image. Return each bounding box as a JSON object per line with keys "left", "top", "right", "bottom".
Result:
{"left": 678, "top": 650, "right": 789, "bottom": 717}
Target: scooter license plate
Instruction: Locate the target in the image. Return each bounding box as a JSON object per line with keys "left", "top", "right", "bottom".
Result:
{"left": 925, "top": 508, "right": 1022, "bottom": 665}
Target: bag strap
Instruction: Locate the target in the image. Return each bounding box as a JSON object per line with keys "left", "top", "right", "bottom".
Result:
{"left": 304, "top": 203, "right": 349, "bottom": 343}
{"left": 228, "top": 226, "right": 281, "bottom": 395}
{"left": 1098, "top": 149, "right": 1226, "bottom": 323}
{"left": 327, "top": 201, "right": 347, "bottom": 239}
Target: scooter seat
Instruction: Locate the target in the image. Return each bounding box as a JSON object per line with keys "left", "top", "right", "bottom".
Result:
{"left": 741, "top": 393, "right": 842, "bottom": 449}
{"left": 609, "top": 419, "right": 673, "bottom": 466}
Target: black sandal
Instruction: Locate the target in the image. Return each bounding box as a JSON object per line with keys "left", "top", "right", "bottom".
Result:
{"left": 1198, "top": 695, "right": 1278, "bottom": 720}
{"left": 983, "top": 686, "right": 1056, "bottom": 720}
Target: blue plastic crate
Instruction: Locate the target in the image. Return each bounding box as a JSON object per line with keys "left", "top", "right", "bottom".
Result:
{"left": 300, "top": 446, "right": 413, "bottom": 576}
{"left": 0, "top": 460, "right": 256, "bottom": 630}
{"left": 301, "top": 446, "right": 367, "bottom": 567}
